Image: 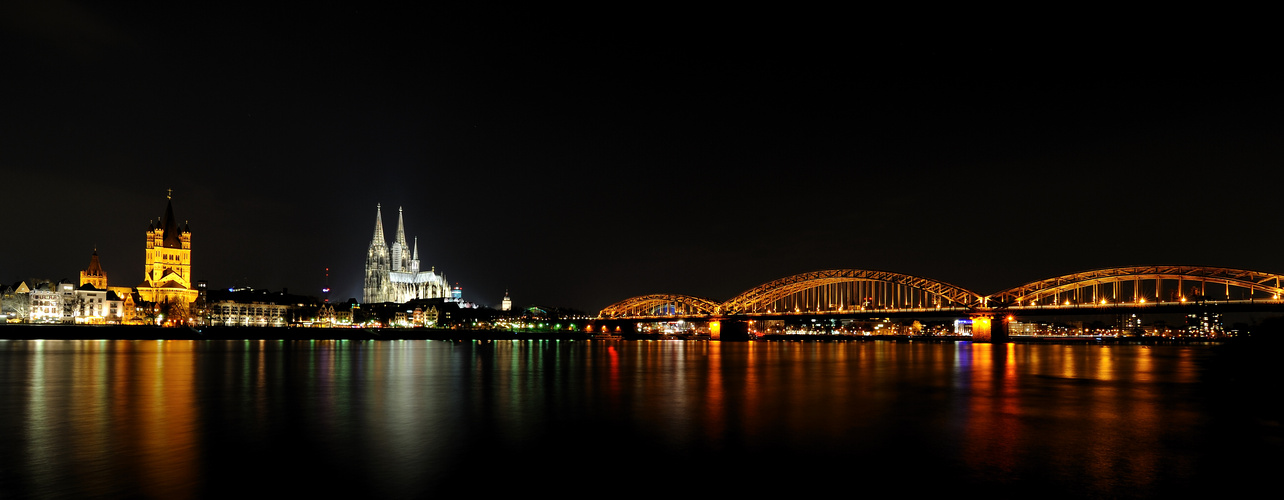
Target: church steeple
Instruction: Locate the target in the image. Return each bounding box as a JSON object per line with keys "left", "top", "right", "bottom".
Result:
{"left": 87, "top": 248, "right": 104, "bottom": 275}
{"left": 391, "top": 206, "right": 410, "bottom": 272}
{"left": 395, "top": 206, "right": 408, "bottom": 248}
{"left": 80, "top": 248, "right": 107, "bottom": 290}
{"left": 372, "top": 203, "right": 386, "bottom": 246}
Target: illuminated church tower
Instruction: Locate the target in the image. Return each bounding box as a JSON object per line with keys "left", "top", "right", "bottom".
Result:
{"left": 364, "top": 204, "right": 393, "bottom": 302}
{"left": 363, "top": 204, "right": 448, "bottom": 303}
{"left": 80, "top": 249, "right": 108, "bottom": 290}
{"left": 137, "top": 192, "right": 198, "bottom": 305}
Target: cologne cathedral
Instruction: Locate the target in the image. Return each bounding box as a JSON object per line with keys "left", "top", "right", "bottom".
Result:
{"left": 363, "top": 204, "right": 449, "bottom": 304}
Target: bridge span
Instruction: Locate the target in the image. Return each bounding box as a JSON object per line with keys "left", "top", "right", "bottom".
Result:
{"left": 594, "top": 266, "right": 1284, "bottom": 342}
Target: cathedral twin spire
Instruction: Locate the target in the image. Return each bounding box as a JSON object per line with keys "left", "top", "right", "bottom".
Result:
{"left": 395, "top": 206, "right": 408, "bottom": 249}
{"left": 363, "top": 204, "right": 445, "bottom": 304}
{"left": 372, "top": 203, "right": 387, "bottom": 247}
{"left": 370, "top": 204, "right": 413, "bottom": 271}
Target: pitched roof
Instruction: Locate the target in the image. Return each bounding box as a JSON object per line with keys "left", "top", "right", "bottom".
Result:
{"left": 85, "top": 249, "right": 105, "bottom": 276}
{"left": 161, "top": 199, "right": 183, "bottom": 249}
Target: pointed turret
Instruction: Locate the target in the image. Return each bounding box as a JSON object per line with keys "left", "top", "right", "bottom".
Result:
{"left": 372, "top": 203, "right": 386, "bottom": 246}
{"left": 409, "top": 237, "right": 420, "bottom": 273}
{"left": 395, "top": 206, "right": 408, "bottom": 248}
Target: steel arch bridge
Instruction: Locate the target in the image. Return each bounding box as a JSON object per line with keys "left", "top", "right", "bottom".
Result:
{"left": 989, "top": 265, "right": 1284, "bottom": 307}
{"left": 721, "top": 269, "right": 983, "bottom": 314}
{"left": 599, "top": 294, "right": 722, "bottom": 318}
{"left": 598, "top": 269, "right": 984, "bottom": 318}
{"left": 597, "top": 265, "right": 1284, "bottom": 318}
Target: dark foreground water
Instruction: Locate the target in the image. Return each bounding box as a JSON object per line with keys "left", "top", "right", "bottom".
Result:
{"left": 1, "top": 339, "right": 1279, "bottom": 498}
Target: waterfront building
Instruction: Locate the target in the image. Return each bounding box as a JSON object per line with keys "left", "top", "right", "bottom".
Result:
{"left": 363, "top": 204, "right": 449, "bottom": 304}
{"left": 204, "top": 288, "right": 321, "bottom": 327}
{"left": 76, "top": 249, "right": 138, "bottom": 323}
{"left": 57, "top": 282, "right": 76, "bottom": 322}
{"left": 501, "top": 290, "right": 511, "bottom": 311}
{"left": 1, "top": 281, "right": 31, "bottom": 321}
{"left": 424, "top": 305, "right": 439, "bottom": 326}
{"left": 1186, "top": 311, "right": 1225, "bottom": 337}
{"left": 28, "top": 283, "right": 62, "bottom": 323}
{"left": 208, "top": 299, "right": 291, "bottom": 327}
{"left": 72, "top": 284, "right": 124, "bottom": 324}
{"left": 1009, "top": 321, "right": 1037, "bottom": 336}
{"left": 137, "top": 194, "right": 199, "bottom": 306}
{"left": 317, "top": 303, "right": 341, "bottom": 326}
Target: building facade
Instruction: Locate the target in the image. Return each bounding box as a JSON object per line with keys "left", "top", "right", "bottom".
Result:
{"left": 28, "top": 284, "right": 63, "bottom": 323}
{"left": 208, "top": 300, "right": 291, "bottom": 327}
{"left": 75, "top": 249, "right": 136, "bottom": 324}
{"left": 363, "top": 204, "right": 449, "bottom": 304}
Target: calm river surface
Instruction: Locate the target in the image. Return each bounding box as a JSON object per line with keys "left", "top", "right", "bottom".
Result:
{"left": 1, "top": 339, "right": 1279, "bottom": 498}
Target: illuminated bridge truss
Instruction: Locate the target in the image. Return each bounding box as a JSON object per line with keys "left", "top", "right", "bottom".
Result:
{"left": 989, "top": 266, "right": 1284, "bottom": 307}
{"left": 722, "top": 269, "right": 983, "bottom": 315}
{"left": 598, "top": 266, "right": 1284, "bottom": 319}
{"left": 598, "top": 294, "right": 722, "bottom": 318}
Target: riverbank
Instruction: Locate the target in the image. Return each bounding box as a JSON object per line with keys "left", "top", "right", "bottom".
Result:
{"left": 754, "top": 333, "right": 1225, "bottom": 344}
{"left": 0, "top": 324, "right": 1235, "bottom": 344}
{"left": 0, "top": 324, "right": 588, "bottom": 341}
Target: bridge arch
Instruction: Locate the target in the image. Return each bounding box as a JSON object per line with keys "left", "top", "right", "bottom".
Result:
{"left": 721, "top": 269, "right": 984, "bottom": 314}
{"left": 988, "top": 266, "right": 1284, "bottom": 306}
{"left": 598, "top": 294, "right": 722, "bottom": 318}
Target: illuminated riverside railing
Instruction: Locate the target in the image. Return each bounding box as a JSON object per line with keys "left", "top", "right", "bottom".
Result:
{"left": 598, "top": 266, "right": 1284, "bottom": 319}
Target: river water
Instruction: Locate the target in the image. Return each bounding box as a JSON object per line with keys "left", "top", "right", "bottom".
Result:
{"left": 0, "top": 339, "right": 1278, "bottom": 498}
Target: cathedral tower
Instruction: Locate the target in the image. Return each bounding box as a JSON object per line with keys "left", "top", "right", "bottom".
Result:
{"left": 391, "top": 207, "right": 411, "bottom": 272}
{"left": 364, "top": 204, "right": 392, "bottom": 303}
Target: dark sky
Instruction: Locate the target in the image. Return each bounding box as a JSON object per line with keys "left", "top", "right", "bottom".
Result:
{"left": 3, "top": 3, "right": 1282, "bottom": 312}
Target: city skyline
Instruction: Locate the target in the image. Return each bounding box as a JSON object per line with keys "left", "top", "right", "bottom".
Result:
{"left": 3, "top": 5, "right": 1281, "bottom": 311}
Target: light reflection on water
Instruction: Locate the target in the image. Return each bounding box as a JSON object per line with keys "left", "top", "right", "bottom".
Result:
{"left": 0, "top": 339, "right": 1275, "bottom": 498}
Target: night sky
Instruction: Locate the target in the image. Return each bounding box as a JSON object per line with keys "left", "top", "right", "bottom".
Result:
{"left": 4, "top": 4, "right": 1282, "bottom": 312}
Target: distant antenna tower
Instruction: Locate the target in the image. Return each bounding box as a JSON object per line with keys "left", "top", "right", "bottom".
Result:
{"left": 322, "top": 267, "right": 331, "bottom": 303}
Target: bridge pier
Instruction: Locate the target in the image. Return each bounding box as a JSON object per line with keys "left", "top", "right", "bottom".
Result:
{"left": 970, "top": 313, "right": 1009, "bottom": 343}
{"left": 711, "top": 317, "right": 750, "bottom": 341}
